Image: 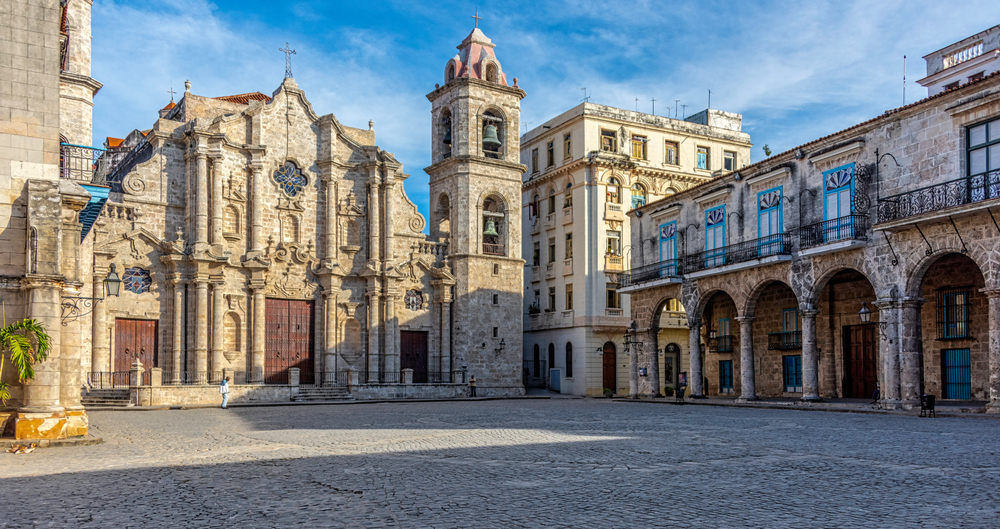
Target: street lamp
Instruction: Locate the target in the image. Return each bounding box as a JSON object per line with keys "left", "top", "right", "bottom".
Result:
{"left": 859, "top": 301, "right": 891, "bottom": 342}
{"left": 494, "top": 338, "right": 506, "bottom": 356}
{"left": 61, "top": 264, "right": 122, "bottom": 325}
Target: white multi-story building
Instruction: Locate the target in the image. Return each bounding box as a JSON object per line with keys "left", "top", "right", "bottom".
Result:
{"left": 519, "top": 103, "right": 752, "bottom": 396}
{"left": 919, "top": 23, "right": 1000, "bottom": 96}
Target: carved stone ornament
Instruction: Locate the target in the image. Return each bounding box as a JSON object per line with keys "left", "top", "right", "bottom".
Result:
{"left": 265, "top": 264, "right": 319, "bottom": 299}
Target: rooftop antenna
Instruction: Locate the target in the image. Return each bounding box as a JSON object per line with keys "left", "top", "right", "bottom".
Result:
{"left": 903, "top": 55, "right": 907, "bottom": 105}
{"left": 472, "top": 9, "right": 482, "bottom": 28}
{"left": 675, "top": 99, "right": 680, "bottom": 119}
{"left": 707, "top": 89, "right": 712, "bottom": 110}
{"left": 651, "top": 97, "right": 656, "bottom": 116}
{"left": 681, "top": 104, "right": 687, "bottom": 119}
{"left": 635, "top": 97, "right": 640, "bottom": 112}
{"left": 522, "top": 122, "right": 532, "bottom": 134}
{"left": 579, "top": 87, "right": 590, "bottom": 103}
{"left": 167, "top": 85, "right": 176, "bottom": 102}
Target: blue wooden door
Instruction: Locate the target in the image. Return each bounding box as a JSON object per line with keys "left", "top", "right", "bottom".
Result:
{"left": 719, "top": 360, "right": 733, "bottom": 394}
{"left": 783, "top": 355, "right": 802, "bottom": 392}
{"left": 942, "top": 348, "right": 971, "bottom": 400}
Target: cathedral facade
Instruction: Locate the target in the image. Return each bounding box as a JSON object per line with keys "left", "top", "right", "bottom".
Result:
{"left": 83, "top": 28, "right": 526, "bottom": 399}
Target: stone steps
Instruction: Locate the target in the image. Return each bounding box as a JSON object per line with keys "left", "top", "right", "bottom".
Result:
{"left": 292, "top": 387, "right": 353, "bottom": 402}
{"left": 82, "top": 389, "right": 130, "bottom": 407}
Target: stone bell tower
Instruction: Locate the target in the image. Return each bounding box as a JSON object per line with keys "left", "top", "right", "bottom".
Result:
{"left": 425, "top": 26, "right": 526, "bottom": 395}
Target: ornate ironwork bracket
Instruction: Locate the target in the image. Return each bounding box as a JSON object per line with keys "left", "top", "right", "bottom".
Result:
{"left": 989, "top": 208, "right": 1000, "bottom": 235}
{"left": 883, "top": 231, "right": 899, "bottom": 266}
{"left": 914, "top": 224, "right": 933, "bottom": 256}
{"left": 948, "top": 216, "right": 969, "bottom": 255}
{"left": 61, "top": 296, "right": 98, "bottom": 326}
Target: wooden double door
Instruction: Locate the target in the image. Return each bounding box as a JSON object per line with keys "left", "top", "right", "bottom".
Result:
{"left": 400, "top": 331, "right": 428, "bottom": 383}
{"left": 265, "top": 299, "right": 315, "bottom": 384}
{"left": 602, "top": 342, "right": 617, "bottom": 392}
{"left": 114, "top": 318, "right": 158, "bottom": 372}
{"left": 844, "top": 324, "right": 877, "bottom": 398}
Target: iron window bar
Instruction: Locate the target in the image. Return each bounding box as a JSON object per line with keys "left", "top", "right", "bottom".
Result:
{"left": 798, "top": 214, "right": 870, "bottom": 249}
{"left": 938, "top": 287, "right": 972, "bottom": 340}
{"left": 684, "top": 233, "right": 791, "bottom": 273}
{"left": 768, "top": 331, "right": 803, "bottom": 350}
{"left": 876, "top": 169, "right": 1000, "bottom": 224}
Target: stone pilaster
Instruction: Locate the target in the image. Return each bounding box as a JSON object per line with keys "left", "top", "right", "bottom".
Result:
{"left": 800, "top": 309, "right": 821, "bottom": 402}
{"left": 195, "top": 152, "right": 209, "bottom": 252}
{"left": 323, "top": 291, "right": 337, "bottom": 385}
{"left": 689, "top": 319, "right": 704, "bottom": 398}
{"left": 323, "top": 175, "right": 336, "bottom": 261}
{"left": 210, "top": 156, "right": 224, "bottom": 247}
{"left": 91, "top": 266, "right": 110, "bottom": 373}
{"left": 368, "top": 178, "right": 380, "bottom": 261}
{"left": 248, "top": 162, "right": 264, "bottom": 258}
{"left": 899, "top": 298, "right": 925, "bottom": 409}
{"left": 383, "top": 182, "right": 395, "bottom": 261}
{"left": 875, "top": 299, "right": 901, "bottom": 408}
{"left": 984, "top": 288, "right": 1000, "bottom": 412}
{"left": 736, "top": 316, "right": 758, "bottom": 402}
{"left": 385, "top": 288, "right": 398, "bottom": 375}
{"left": 170, "top": 279, "right": 184, "bottom": 384}
{"left": 251, "top": 286, "right": 266, "bottom": 384}
{"left": 211, "top": 281, "right": 225, "bottom": 374}
{"left": 194, "top": 280, "right": 209, "bottom": 383}
{"left": 367, "top": 288, "right": 381, "bottom": 381}
{"left": 435, "top": 281, "right": 453, "bottom": 380}
{"left": 19, "top": 276, "right": 63, "bottom": 413}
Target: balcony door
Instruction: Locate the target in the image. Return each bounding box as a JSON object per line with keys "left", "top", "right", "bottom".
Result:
{"left": 659, "top": 222, "right": 677, "bottom": 277}
{"left": 705, "top": 206, "right": 725, "bottom": 268}
{"left": 757, "top": 188, "right": 781, "bottom": 256}
{"left": 824, "top": 164, "right": 854, "bottom": 242}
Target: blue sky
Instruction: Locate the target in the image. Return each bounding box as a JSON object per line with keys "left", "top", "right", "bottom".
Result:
{"left": 91, "top": 0, "right": 1000, "bottom": 224}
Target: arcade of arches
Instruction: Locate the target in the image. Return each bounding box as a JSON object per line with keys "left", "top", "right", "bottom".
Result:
{"left": 626, "top": 252, "right": 1000, "bottom": 410}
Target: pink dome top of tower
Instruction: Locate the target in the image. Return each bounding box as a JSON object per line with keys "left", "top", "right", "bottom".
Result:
{"left": 444, "top": 28, "right": 508, "bottom": 86}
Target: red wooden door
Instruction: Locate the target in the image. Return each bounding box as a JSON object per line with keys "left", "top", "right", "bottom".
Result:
{"left": 844, "top": 325, "right": 877, "bottom": 398}
{"left": 400, "top": 331, "right": 428, "bottom": 383}
{"left": 265, "top": 299, "right": 314, "bottom": 384}
{"left": 602, "top": 342, "right": 617, "bottom": 392}
{"left": 114, "top": 318, "right": 158, "bottom": 372}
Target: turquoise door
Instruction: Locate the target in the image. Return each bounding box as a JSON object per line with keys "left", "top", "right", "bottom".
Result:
{"left": 942, "top": 348, "right": 971, "bottom": 400}
{"left": 719, "top": 360, "right": 733, "bottom": 394}
{"left": 783, "top": 355, "right": 802, "bottom": 392}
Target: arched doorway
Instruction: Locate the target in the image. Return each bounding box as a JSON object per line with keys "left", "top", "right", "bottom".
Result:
{"left": 812, "top": 268, "right": 878, "bottom": 399}
{"left": 649, "top": 296, "right": 687, "bottom": 396}
{"left": 700, "top": 290, "right": 739, "bottom": 397}
{"left": 914, "top": 253, "right": 987, "bottom": 401}
{"left": 746, "top": 280, "right": 802, "bottom": 397}
{"left": 602, "top": 341, "right": 617, "bottom": 392}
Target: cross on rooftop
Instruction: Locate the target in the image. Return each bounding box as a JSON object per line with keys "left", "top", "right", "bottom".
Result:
{"left": 472, "top": 10, "right": 481, "bottom": 28}
{"left": 167, "top": 86, "right": 176, "bottom": 102}
{"left": 279, "top": 42, "right": 296, "bottom": 79}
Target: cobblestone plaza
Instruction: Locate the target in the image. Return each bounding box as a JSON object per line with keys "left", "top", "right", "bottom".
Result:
{"left": 2, "top": 400, "right": 999, "bottom": 527}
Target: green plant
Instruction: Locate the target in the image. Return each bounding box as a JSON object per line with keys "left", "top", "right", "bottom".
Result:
{"left": 528, "top": 303, "right": 541, "bottom": 315}
{"left": 763, "top": 144, "right": 772, "bottom": 157}
{"left": 0, "top": 304, "right": 51, "bottom": 405}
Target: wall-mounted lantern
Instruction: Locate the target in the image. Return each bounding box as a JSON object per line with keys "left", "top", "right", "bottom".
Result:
{"left": 61, "top": 264, "right": 122, "bottom": 325}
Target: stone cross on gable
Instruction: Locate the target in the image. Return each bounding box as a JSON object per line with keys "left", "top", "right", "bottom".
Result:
{"left": 279, "top": 42, "right": 296, "bottom": 79}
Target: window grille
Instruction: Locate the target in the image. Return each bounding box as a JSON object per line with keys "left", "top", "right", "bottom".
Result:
{"left": 939, "top": 287, "right": 972, "bottom": 339}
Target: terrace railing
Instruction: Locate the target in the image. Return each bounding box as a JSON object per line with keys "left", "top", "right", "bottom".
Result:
{"left": 684, "top": 233, "right": 791, "bottom": 273}
{"left": 876, "top": 169, "right": 1000, "bottom": 223}
{"left": 798, "top": 214, "right": 870, "bottom": 248}
{"left": 768, "top": 331, "right": 802, "bottom": 350}
{"left": 60, "top": 143, "right": 108, "bottom": 184}
{"left": 616, "top": 259, "right": 682, "bottom": 290}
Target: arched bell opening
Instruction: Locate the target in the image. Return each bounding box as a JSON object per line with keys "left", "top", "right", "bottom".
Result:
{"left": 439, "top": 108, "right": 453, "bottom": 159}
{"left": 482, "top": 195, "right": 506, "bottom": 256}
{"left": 482, "top": 110, "right": 504, "bottom": 160}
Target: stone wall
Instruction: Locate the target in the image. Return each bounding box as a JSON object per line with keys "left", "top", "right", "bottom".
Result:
{"left": 349, "top": 383, "right": 469, "bottom": 400}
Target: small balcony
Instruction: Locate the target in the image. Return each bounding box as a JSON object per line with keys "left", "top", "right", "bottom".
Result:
{"left": 604, "top": 202, "right": 626, "bottom": 221}
{"left": 604, "top": 254, "right": 623, "bottom": 271}
{"left": 545, "top": 262, "right": 556, "bottom": 279}
{"left": 605, "top": 308, "right": 624, "bottom": 317}
{"left": 685, "top": 233, "right": 792, "bottom": 279}
{"left": 530, "top": 265, "right": 540, "bottom": 283}
{"left": 544, "top": 213, "right": 556, "bottom": 230}
{"left": 768, "top": 331, "right": 802, "bottom": 350}
{"left": 875, "top": 169, "right": 1000, "bottom": 228}
{"left": 562, "top": 258, "right": 573, "bottom": 275}
{"left": 798, "top": 215, "right": 869, "bottom": 257}
{"left": 709, "top": 335, "right": 735, "bottom": 353}
{"left": 616, "top": 259, "right": 682, "bottom": 293}
{"left": 60, "top": 143, "right": 108, "bottom": 184}
{"left": 562, "top": 206, "right": 573, "bottom": 224}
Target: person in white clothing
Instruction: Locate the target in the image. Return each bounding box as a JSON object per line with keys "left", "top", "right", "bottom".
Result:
{"left": 219, "top": 376, "right": 230, "bottom": 409}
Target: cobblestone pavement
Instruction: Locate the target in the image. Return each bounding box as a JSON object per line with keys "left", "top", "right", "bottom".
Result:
{"left": 2, "top": 400, "right": 999, "bottom": 528}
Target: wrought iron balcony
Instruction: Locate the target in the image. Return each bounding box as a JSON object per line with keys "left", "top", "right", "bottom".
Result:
{"left": 60, "top": 143, "right": 108, "bottom": 184}
{"left": 684, "top": 233, "right": 791, "bottom": 273}
{"left": 710, "top": 335, "right": 735, "bottom": 353}
{"left": 483, "top": 243, "right": 505, "bottom": 256}
{"left": 768, "top": 331, "right": 802, "bottom": 350}
{"left": 616, "top": 259, "right": 682, "bottom": 290}
{"left": 876, "top": 169, "right": 1000, "bottom": 224}
{"left": 798, "top": 215, "right": 870, "bottom": 249}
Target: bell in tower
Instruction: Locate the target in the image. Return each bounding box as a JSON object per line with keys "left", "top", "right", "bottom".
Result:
{"left": 483, "top": 218, "right": 499, "bottom": 237}
{"left": 482, "top": 124, "right": 501, "bottom": 151}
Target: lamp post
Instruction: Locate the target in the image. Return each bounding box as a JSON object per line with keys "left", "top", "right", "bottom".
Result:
{"left": 494, "top": 338, "right": 506, "bottom": 356}
{"left": 859, "top": 301, "right": 890, "bottom": 342}
{"left": 61, "top": 264, "right": 122, "bottom": 325}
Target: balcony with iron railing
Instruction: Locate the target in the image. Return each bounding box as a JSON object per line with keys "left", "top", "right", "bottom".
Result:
{"left": 709, "top": 335, "right": 735, "bottom": 353}
{"left": 60, "top": 143, "right": 108, "bottom": 184}
{"left": 483, "top": 243, "right": 505, "bottom": 256}
{"left": 616, "top": 259, "right": 682, "bottom": 292}
{"left": 798, "top": 214, "right": 870, "bottom": 256}
{"left": 876, "top": 169, "right": 1000, "bottom": 226}
{"left": 685, "top": 233, "right": 792, "bottom": 278}
{"left": 768, "top": 331, "right": 802, "bottom": 350}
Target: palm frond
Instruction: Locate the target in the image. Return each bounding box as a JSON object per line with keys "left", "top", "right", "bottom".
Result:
{"left": 0, "top": 381, "right": 10, "bottom": 406}
{"left": 0, "top": 317, "right": 52, "bottom": 382}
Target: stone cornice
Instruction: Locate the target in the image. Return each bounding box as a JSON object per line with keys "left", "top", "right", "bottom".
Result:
{"left": 59, "top": 71, "right": 102, "bottom": 96}
{"left": 809, "top": 140, "right": 865, "bottom": 165}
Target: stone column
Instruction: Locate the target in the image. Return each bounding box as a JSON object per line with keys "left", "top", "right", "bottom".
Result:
{"left": 194, "top": 280, "right": 209, "bottom": 383}
{"left": 368, "top": 178, "right": 381, "bottom": 261}
{"left": 800, "top": 309, "right": 821, "bottom": 402}
{"left": 438, "top": 286, "right": 452, "bottom": 380}
{"left": 324, "top": 177, "right": 336, "bottom": 260}
{"left": 385, "top": 288, "right": 398, "bottom": 375}
{"left": 367, "top": 289, "right": 381, "bottom": 381}
{"left": 984, "top": 289, "right": 1000, "bottom": 412}
{"left": 251, "top": 287, "right": 266, "bottom": 384}
{"left": 628, "top": 339, "right": 639, "bottom": 398}
{"left": 875, "top": 300, "right": 901, "bottom": 408}
{"left": 20, "top": 278, "right": 63, "bottom": 413}
{"left": 689, "top": 320, "right": 704, "bottom": 398}
{"left": 91, "top": 268, "right": 110, "bottom": 374}
{"left": 324, "top": 291, "right": 337, "bottom": 385}
{"left": 383, "top": 182, "right": 394, "bottom": 261}
{"left": 249, "top": 163, "right": 263, "bottom": 256}
{"left": 899, "top": 298, "right": 925, "bottom": 409}
{"left": 195, "top": 153, "right": 209, "bottom": 251}
{"left": 646, "top": 331, "right": 661, "bottom": 397}
{"left": 170, "top": 280, "right": 184, "bottom": 384}
{"left": 211, "top": 156, "right": 224, "bottom": 247}
{"left": 736, "top": 316, "right": 757, "bottom": 402}
{"left": 211, "top": 282, "right": 225, "bottom": 375}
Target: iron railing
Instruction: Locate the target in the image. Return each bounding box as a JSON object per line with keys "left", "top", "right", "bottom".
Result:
{"left": 798, "top": 215, "right": 870, "bottom": 248}
{"left": 162, "top": 371, "right": 211, "bottom": 385}
{"left": 314, "top": 371, "right": 347, "bottom": 386}
{"left": 616, "top": 259, "right": 682, "bottom": 289}
{"left": 60, "top": 143, "right": 108, "bottom": 184}
{"left": 768, "top": 331, "right": 802, "bottom": 350}
{"left": 876, "top": 169, "right": 1000, "bottom": 223}
{"left": 709, "top": 335, "right": 735, "bottom": 353}
{"left": 685, "top": 233, "right": 791, "bottom": 273}
{"left": 88, "top": 371, "right": 129, "bottom": 389}
{"left": 483, "top": 243, "right": 505, "bottom": 256}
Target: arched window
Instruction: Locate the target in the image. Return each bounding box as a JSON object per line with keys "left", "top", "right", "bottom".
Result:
{"left": 440, "top": 109, "right": 453, "bottom": 158}
{"left": 482, "top": 195, "right": 506, "bottom": 256}
{"left": 485, "top": 63, "right": 498, "bottom": 83}
{"left": 529, "top": 194, "right": 540, "bottom": 219}
{"left": 446, "top": 63, "right": 456, "bottom": 82}
{"left": 436, "top": 193, "right": 451, "bottom": 239}
{"left": 631, "top": 183, "right": 647, "bottom": 209}
{"left": 548, "top": 189, "right": 556, "bottom": 214}
{"left": 482, "top": 111, "right": 503, "bottom": 159}
{"left": 607, "top": 177, "right": 621, "bottom": 204}
{"left": 548, "top": 343, "right": 555, "bottom": 373}
{"left": 565, "top": 342, "right": 573, "bottom": 378}
{"left": 564, "top": 181, "right": 573, "bottom": 208}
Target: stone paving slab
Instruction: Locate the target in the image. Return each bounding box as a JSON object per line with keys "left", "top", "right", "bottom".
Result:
{"left": 619, "top": 396, "right": 997, "bottom": 419}
{"left": 1, "top": 400, "right": 999, "bottom": 528}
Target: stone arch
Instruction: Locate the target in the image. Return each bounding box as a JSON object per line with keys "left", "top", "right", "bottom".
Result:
{"left": 485, "top": 62, "right": 498, "bottom": 83}
{"left": 439, "top": 107, "right": 453, "bottom": 156}
{"left": 691, "top": 286, "right": 743, "bottom": 321}
{"left": 743, "top": 275, "right": 800, "bottom": 319}
{"left": 224, "top": 311, "right": 242, "bottom": 356}
{"left": 481, "top": 193, "right": 508, "bottom": 256}
{"left": 480, "top": 107, "right": 507, "bottom": 160}
{"left": 445, "top": 60, "right": 457, "bottom": 83}
{"left": 904, "top": 247, "right": 992, "bottom": 299}
{"left": 223, "top": 204, "right": 241, "bottom": 234}
{"left": 806, "top": 257, "right": 884, "bottom": 309}
{"left": 281, "top": 213, "right": 300, "bottom": 243}
{"left": 434, "top": 192, "right": 451, "bottom": 239}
